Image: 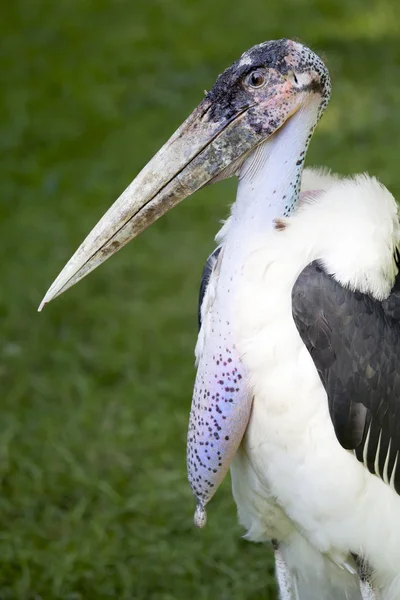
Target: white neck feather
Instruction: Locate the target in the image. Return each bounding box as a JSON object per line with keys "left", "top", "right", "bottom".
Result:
{"left": 239, "top": 107, "right": 317, "bottom": 223}
{"left": 217, "top": 103, "right": 321, "bottom": 259}
{"left": 212, "top": 102, "right": 321, "bottom": 317}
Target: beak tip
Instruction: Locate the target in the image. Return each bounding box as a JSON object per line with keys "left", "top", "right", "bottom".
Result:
{"left": 38, "top": 263, "right": 77, "bottom": 313}
{"left": 38, "top": 285, "right": 58, "bottom": 312}
{"left": 38, "top": 296, "right": 49, "bottom": 312}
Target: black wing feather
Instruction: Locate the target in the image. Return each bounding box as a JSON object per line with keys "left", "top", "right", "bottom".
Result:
{"left": 292, "top": 262, "right": 400, "bottom": 493}
{"left": 198, "top": 246, "right": 222, "bottom": 331}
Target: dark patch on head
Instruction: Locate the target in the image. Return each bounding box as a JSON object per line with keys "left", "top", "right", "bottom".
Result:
{"left": 200, "top": 38, "right": 331, "bottom": 159}
{"left": 205, "top": 39, "right": 292, "bottom": 122}
{"left": 208, "top": 39, "right": 291, "bottom": 102}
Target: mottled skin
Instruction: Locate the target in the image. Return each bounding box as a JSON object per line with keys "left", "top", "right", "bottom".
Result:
{"left": 188, "top": 331, "right": 249, "bottom": 526}
{"left": 206, "top": 39, "right": 329, "bottom": 120}
{"left": 188, "top": 244, "right": 252, "bottom": 527}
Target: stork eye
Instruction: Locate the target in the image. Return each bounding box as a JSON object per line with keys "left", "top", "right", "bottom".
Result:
{"left": 246, "top": 70, "right": 267, "bottom": 89}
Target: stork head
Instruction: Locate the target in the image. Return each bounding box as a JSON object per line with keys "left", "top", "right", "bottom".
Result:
{"left": 39, "top": 39, "right": 330, "bottom": 308}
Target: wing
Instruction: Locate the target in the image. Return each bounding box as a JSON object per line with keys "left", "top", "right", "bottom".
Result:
{"left": 292, "top": 262, "right": 400, "bottom": 494}
{"left": 198, "top": 245, "right": 222, "bottom": 330}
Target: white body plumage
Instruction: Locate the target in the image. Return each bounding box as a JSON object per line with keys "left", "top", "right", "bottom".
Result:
{"left": 198, "top": 167, "right": 400, "bottom": 600}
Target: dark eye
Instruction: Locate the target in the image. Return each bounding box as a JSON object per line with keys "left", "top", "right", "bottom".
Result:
{"left": 247, "top": 70, "right": 267, "bottom": 89}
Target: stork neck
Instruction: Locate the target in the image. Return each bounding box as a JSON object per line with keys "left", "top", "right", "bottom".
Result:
{"left": 230, "top": 105, "right": 319, "bottom": 247}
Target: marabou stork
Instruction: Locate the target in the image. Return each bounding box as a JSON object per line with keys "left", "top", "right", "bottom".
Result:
{"left": 39, "top": 40, "right": 400, "bottom": 600}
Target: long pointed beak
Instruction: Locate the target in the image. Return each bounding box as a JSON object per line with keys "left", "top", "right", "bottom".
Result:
{"left": 39, "top": 97, "right": 262, "bottom": 310}
{"left": 40, "top": 36, "right": 316, "bottom": 311}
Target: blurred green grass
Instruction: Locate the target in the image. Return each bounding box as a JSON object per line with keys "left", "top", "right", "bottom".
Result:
{"left": 1, "top": 0, "right": 400, "bottom": 598}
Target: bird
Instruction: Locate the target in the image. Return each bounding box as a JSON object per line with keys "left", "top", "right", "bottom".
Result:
{"left": 39, "top": 39, "right": 400, "bottom": 600}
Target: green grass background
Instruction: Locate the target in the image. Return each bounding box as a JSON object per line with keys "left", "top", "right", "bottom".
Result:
{"left": 1, "top": 0, "right": 400, "bottom": 597}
